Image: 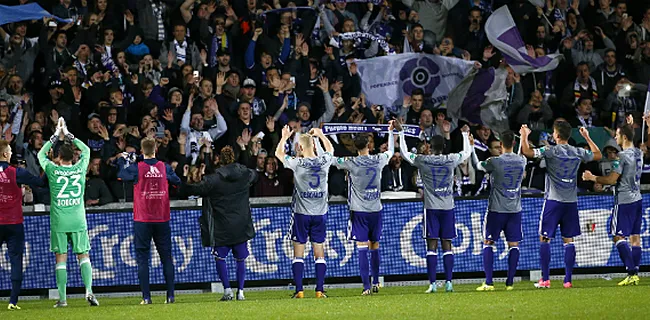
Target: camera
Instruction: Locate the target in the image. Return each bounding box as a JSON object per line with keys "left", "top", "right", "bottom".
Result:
{"left": 376, "top": 105, "right": 383, "bottom": 111}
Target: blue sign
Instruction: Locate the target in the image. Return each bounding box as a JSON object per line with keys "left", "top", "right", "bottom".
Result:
{"left": 1, "top": 194, "right": 649, "bottom": 290}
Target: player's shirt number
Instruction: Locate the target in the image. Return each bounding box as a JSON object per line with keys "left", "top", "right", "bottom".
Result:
{"left": 56, "top": 175, "right": 82, "bottom": 199}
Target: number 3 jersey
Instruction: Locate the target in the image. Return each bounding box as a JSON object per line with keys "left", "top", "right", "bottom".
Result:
{"left": 283, "top": 153, "right": 334, "bottom": 216}
{"left": 536, "top": 144, "right": 594, "bottom": 203}
{"left": 411, "top": 153, "right": 465, "bottom": 210}
{"left": 335, "top": 154, "right": 390, "bottom": 212}
{"left": 38, "top": 139, "right": 91, "bottom": 233}
{"left": 480, "top": 153, "right": 527, "bottom": 213}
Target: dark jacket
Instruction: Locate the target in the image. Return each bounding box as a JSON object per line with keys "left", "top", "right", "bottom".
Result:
{"left": 182, "top": 163, "right": 258, "bottom": 247}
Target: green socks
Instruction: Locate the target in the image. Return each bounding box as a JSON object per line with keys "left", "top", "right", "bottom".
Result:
{"left": 80, "top": 258, "right": 93, "bottom": 294}
{"left": 55, "top": 263, "right": 67, "bottom": 301}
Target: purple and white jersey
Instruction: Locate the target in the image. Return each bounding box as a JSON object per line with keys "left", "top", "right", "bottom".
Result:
{"left": 612, "top": 148, "right": 643, "bottom": 205}
{"left": 534, "top": 144, "right": 594, "bottom": 203}
{"left": 335, "top": 154, "right": 390, "bottom": 212}
{"left": 283, "top": 153, "right": 334, "bottom": 216}
{"left": 411, "top": 153, "right": 466, "bottom": 210}
{"left": 480, "top": 153, "right": 527, "bottom": 213}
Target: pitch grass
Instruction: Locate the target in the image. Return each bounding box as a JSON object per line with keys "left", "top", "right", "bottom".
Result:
{"left": 2, "top": 279, "right": 649, "bottom": 320}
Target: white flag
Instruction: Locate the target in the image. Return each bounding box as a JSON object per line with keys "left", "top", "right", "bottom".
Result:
{"left": 486, "top": 6, "right": 562, "bottom": 74}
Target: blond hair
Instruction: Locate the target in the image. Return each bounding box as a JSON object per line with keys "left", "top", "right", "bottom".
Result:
{"left": 141, "top": 137, "right": 156, "bottom": 156}
{"left": 298, "top": 133, "right": 314, "bottom": 153}
{"left": 0, "top": 140, "right": 9, "bottom": 154}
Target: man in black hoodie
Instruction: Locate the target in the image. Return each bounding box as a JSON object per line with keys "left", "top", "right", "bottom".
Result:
{"left": 182, "top": 146, "right": 257, "bottom": 302}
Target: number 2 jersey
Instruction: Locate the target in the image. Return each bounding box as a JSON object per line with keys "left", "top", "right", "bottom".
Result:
{"left": 410, "top": 153, "right": 465, "bottom": 210}
{"left": 283, "top": 153, "right": 334, "bottom": 216}
{"left": 38, "top": 139, "right": 91, "bottom": 233}
{"left": 335, "top": 154, "right": 390, "bottom": 212}
{"left": 612, "top": 147, "right": 642, "bottom": 205}
{"left": 480, "top": 153, "right": 527, "bottom": 213}
{"left": 536, "top": 144, "right": 594, "bottom": 203}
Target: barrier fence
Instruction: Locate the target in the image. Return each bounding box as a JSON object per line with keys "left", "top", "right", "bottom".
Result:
{"left": 1, "top": 194, "right": 649, "bottom": 290}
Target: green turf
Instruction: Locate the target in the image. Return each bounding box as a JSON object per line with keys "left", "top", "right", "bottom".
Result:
{"left": 2, "top": 279, "right": 648, "bottom": 319}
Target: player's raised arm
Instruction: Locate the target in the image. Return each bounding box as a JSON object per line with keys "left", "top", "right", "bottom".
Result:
{"left": 469, "top": 134, "right": 487, "bottom": 172}
{"left": 518, "top": 125, "right": 536, "bottom": 159}
{"left": 314, "top": 136, "right": 325, "bottom": 156}
{"left": 459, "top": 130, "right": 471, "bottom": 162}
{"left": 310, "top": 128, "right": 334, "bottom": 154}
{"left": 37, "top": 121, "right": 63, "bottom": 170}
{"left": 383, "top": 121, "right": 395, "bottom": 159}
{"left": 398, "top": 130, "right": 415, "bottom": 164}
{"left": 275, "top": 125, "right": 293, "bottom": 165}
{"left": 578, "top": 127, "right": 602, "bottom": 162}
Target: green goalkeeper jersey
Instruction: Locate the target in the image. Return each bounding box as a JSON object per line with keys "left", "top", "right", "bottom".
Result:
{"left": 38, "top": 139, "right": 91, "bottom": 233}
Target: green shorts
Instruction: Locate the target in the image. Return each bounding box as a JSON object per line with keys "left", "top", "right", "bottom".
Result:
{"left": 50, "top": 231, "right": 91, "bottom": 254}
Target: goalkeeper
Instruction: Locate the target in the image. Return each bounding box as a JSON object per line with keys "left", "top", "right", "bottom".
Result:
{"left": 38, "top": 118, "right": 99, "bottom": 308}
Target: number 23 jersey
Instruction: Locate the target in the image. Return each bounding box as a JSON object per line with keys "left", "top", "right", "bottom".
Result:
{"left": 284, "top": 153, "right": 334, "bottom": 216}
{"left": 412, "top": 153, "right": 465, "bottom": 210}
{"left": 39, "top": 140, "right": 90, "bottom": 232}
{"left": 537, "top": 144, "right": 594, "bottom": 203}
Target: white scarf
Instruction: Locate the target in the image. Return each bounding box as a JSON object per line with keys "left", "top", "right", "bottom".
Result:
{"left": 174, "top": 39, "right": 187, "bottom": 63}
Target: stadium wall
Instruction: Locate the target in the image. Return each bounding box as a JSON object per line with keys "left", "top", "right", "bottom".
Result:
{"left": 1, "top": 193, "right": 649, "bottom": 290}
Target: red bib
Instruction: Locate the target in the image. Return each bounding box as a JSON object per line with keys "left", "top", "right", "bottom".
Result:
{"left": 0, "top": 166, "right": 24, "bottom": 225}
{"left": 133, "top": 161, "right": 170, "bottom": 222}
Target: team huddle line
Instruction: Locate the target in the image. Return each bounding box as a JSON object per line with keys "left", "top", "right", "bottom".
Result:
{"left": 0, "top": 117, "right": 644, "bottom": 309}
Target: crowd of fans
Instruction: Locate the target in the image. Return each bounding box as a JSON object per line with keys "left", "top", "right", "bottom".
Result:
{"left": 1, "top": 0, "right": 650, "bottom": 206}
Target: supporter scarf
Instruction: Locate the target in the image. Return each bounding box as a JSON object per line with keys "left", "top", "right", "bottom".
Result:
{"left": 174, "top": 40, "right": 188, "bottom": 63}
{"left": 473, "top": 140, "right": 488, "bottom": 152}
{"left": 209, "top": 33, "right": 228, "bottom": 68}
{"left": 321, "top": 123, "right": 421, "bottom": 137}
{"left": 573, "top": 77, "right": 599, "bottom": 103}
{"left": 251, "top": 97, "right": 267, "bottom": 116}
{"left": 312, "top": 6, "right": 324, "bottom": 42}
{"left": 331, "top": 32, "right": 395, "bottom": 55}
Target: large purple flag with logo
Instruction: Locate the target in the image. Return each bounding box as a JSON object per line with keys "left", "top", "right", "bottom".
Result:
{"left": 355, "top": 53, "right": 474, "bottom": 110}
{"left": 446, "top": 67, "right": 509, "bottom": 134}
{"left": 485, "top": 6, "right": 561, "bottom": 74}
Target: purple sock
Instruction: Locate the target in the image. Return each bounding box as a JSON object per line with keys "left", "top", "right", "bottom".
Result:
{"left": 370, "top": 249, "right": 380, "bottom": 285}
{"left": 315, "top": 258, "right": 326, "bottom": 292}
{"left": 215, "top": 258, "right": 230, "bottom": 289}
{"left": 425, "top": 251, "right": 437, "bottom": 284}
{"left": 540, "top": 242, "right": 551, "bottom": 281}
{"left": 632, "top": 246, "right": 641, "bottom": 273}
{"left": 507, "top": 247, "right": 520, "bottom": 286}
{"left": 236, "top": 259, "right": 246, "bottom": 290}
{"left": 292, "top": 259, "right": 304, "bottom": 292}
{"left": 616, "top": 240, "right": 635, "bottom": 276}
{"left": 443, "top": 251, "right": 454, "bottom": 282}
{"left": 564, "top": 243, "right": 576, "bottom": 283}
{"left": 358, "top": 247, "right": 370, "bottom": 290}
{"left": 482, "top": 246, "right": 494, "bottom": 285}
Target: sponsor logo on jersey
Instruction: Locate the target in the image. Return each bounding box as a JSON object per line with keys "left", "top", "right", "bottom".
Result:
{"left": 144, "top": 166, "right": 164, "bottom": 178}
{"left": 0, "top": 168, "right": 9, "bottom": 183}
